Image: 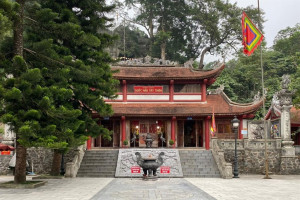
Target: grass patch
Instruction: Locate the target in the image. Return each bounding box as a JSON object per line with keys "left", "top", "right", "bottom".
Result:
{"left": 32, "top": 174, "right": 64, "bottom": 180}
{"left": 0, "top": 180, "right": 47, "bottom": 189}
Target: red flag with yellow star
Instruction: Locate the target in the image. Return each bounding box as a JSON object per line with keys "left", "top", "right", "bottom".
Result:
{"left": 242, "top": 11, "right": 264, "bottom": 56}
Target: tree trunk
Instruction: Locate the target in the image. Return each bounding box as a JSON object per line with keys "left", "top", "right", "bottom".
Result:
{"left": 14, "top": 141, "right": 27, "bottom": 184}
{"left": 13, "top": 0, "right": 25, "bottom": 56}
{"left": 50, "top": 149, "right": 62, "bottom": 176}
{"left": 13, "top": 0, "right": 26, "bottom": 184}
{"left": 148, "top": 9, "right": 154, "bottom": 56}
{"left": 199, "top": 47, "right": 210, "bottom": 69}
{"left": 161, "top": 42, "right": 166, "bottom": 61}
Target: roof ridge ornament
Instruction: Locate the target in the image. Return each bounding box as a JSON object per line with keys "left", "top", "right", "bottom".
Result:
{"left": 271, "top": 92, "right": 280, "bottom": 106}
{"left": 183, "top": 58, "right": 194, "bottom": 68}
{"left": 253, "top": 91, "right": 261, "bottom": 102}
{"left": 215, "top": 84, "right": 224, "bottom": 94}
{"left": 115, "top": 56, "right": 179, "bottom": 66}
{"left": 209, "top": 84, "right": 224, "bottom": 95}
{"left": 277, "top": 74, "right": 295, "bottom": 106}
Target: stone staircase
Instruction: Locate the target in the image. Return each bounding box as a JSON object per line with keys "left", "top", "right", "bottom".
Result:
{"left": 77, "top": 149, "right": 118, "bottom": 177}
{"left": 179, "top": 149, "right": 221, "bottom": 178}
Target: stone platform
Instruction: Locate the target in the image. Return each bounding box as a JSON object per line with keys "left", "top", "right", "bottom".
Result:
{"left": 115, "top": 148, "right": 183, "bottom": 178}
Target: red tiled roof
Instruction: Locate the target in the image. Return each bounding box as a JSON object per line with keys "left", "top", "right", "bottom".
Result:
{"left": 291, "top": 107, "right": 300, "bottom": 125}
{"left": 111, "top": 64, "right": 225, "bottom": 81}
{"left": 108, "top": 93, "right": 262, "bottom": 117}
{"left": 265, "top": 105, "right": 300, "bottom": 125}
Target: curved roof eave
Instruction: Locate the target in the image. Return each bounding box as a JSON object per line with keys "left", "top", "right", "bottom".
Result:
{"left": 111, "top": 63, "right": 225, "bottom": 80}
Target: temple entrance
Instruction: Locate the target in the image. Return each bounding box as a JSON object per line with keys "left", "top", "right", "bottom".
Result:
{"left": 130, "top": 121, "right": 140, "bottom": 147}
{"left": 184, "top": 120, "right": 196, "bottom": 147}
{"left": 93, "top": 120, "right": 115, "bottom": 148}
{"left": 129, "top": 120, "right": 166, "bottom": 148}
{"left": 100, "top": 120, "right": 113, "bottom": 147}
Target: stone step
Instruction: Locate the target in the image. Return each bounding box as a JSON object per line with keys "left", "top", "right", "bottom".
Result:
{"left": 77, "top": 174, "right": 115, "bottom": 178}
{"left": 77, "top": 169, "right": 116, "bottom": 173}
{"left": 184, "top": 174, "right": 221, "bottom": 178}
{"left": 81, "top": 158, "right": 118, "bottom": 162}
{"left": 179, "top": 149, "right": 220, "bottom": 178}
{"left": 80, "top": 165, "right": 116, "bottom": 169}
{"left": 80, "top": 162, "right": 117, "bottom": 165}
{"left": 77, "top": 171, "right": 115, "bottom": 175}
{"left": 82, "top": 155, "right": 118, "bottom": 159}
{"left": 77, "top": 150, "right": 119, "bottom": 178}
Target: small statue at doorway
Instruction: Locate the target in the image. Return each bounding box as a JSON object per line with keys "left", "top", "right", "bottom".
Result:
{"left": 143, "top": 133, "right": 154, "bottom": 148}
{"left": 159, "top": 133, "right": 166, "bottom": 147}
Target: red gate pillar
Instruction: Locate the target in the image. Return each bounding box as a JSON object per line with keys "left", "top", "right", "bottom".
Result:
{"left": 87, "top": 136, "right": 92, "bottom": 150}
{"left": 239, "top": 116, "right": 243, "bottom": 139}
{"left": 171, "top": 116, "right": 176, "bottom": 147}
{"left": 122, "top": 80, "right": 127, "bottom": 102}
{"left": 121, "top": 116, "right": 126, "bottom": 147}
{"left": 205, "top": 117, "right": 210, "bottom": 150}
{"left": 201, "top": 79, "right": 207, "bottom": 102}
{"left": 170, "top": 80, "right": 174, "bottom": 102}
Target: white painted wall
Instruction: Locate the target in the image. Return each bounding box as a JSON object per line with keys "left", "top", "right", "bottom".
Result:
{"left": 127, "top": 95, "right": 169, "bottom": 101}
{"left": 173, "top": 95, "right": 201, "bottom": 101}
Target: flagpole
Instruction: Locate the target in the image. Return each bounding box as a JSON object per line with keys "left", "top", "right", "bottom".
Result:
{"left": 258, "top": 0, "right": 271, "bottom": 179}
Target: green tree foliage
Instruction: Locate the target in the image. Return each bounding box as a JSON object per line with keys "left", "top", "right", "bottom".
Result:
{"left": 121, "top": 0, "right": 263, "bottom": 65}
{"left": 0, "top": 0, "right": 16, "bottom": 41}
{"left": 0, "top": 0, "right": 118, "bottom": 179}
{"left": 124, "top": 0, "right": 192, "bottom": 63}
{"left": 113, "top": 25, "right": 150, "bottom": 58}
{"left": 190, "top": 0, "right": 263, "bottom": 68}
{"left": 211, "top": 23, "right": 300, "bottom": 118}
{"left": 291, "top": 53, "right": 300, "bottom": 107}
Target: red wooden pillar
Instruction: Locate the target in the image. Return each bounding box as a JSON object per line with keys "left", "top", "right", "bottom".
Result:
{"left": 87, "top": 136, "right": 92, "bottom": 150}
{"left": 122, "top": 80, "right": 127, "bottom": 102}
{"left": 170, "top": 80, "right": 174, "bottom": 102}
{"left": 121, "top": 116, "right": 126, "bottom": 147}
{"left": 171, "top": 116, "right": 176, "bottom": 147}
{"left": 205, "top": 117, "right": 210, "bottom": 150}
{"left": 201, "top": 79, "right": 207, "bottom": 102}
{"left": 238, "top": 116, "right": 243, "bottom": 139}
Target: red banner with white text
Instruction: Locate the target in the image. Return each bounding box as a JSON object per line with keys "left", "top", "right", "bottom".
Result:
{"left": 134, "top": 86, "right": 163, "bottom": 93}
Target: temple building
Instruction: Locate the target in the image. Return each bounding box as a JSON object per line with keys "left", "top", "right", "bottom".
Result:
{"left": 87, "top": 58, "right": 263, "bottom": 150}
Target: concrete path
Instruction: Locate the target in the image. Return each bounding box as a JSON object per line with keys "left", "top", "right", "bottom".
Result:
{"left": 0, "top": 175, "right": 300, "bottom": 200}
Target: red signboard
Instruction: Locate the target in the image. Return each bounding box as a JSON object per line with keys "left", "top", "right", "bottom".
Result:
{"left": 160, "top": 166, "right": 170, "bottom": 174}
{"left": 131, "top": 166, "right": 141, "bottom": 173}
{"left": 1, "top": 151, "right": 11, "bottom": 155}
{"left": 134, "top": 86, "right": 163, "bottom": 93}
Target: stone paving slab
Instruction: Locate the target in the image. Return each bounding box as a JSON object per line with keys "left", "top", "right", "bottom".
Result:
{"left": 186, "top": 175, "right": 300, "bottom": 200}
{"left": 0, "top": 176, "right": 113, "bottom": 200}
{"left": 90, "top": 178, "right": 215, "bottom": 200}
{"left": 1, "top": 175, "right": 300, "bottom": 200}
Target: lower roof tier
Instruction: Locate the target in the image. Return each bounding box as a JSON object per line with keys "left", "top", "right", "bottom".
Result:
{"left": 106, "top": 93, "right": 263, "bottom": 117}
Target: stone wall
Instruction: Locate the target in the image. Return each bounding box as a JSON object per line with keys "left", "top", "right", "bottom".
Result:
{"left": 218, "top": 139, "right": 300, "bottom": 175}
{"left": 27, "top": 148, "right": 53, "bottom": 174}
{"left": 280, "top": 157, "right": 300, "bottom": 174}
{"left": 224, "top": 149, "right": 281, "bottom": 174}
{"left": 27, "top": 147, "right": 78, "bottom": 174}
{"left": 0, "top": 147, "right": 79, "bottom": 175}
{"left": 0, "top": 154, "right": 13, "bottom": 175}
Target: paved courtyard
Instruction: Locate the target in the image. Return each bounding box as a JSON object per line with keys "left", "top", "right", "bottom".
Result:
{"left": 0, "top": 175, "right": 300, "bottom": 200}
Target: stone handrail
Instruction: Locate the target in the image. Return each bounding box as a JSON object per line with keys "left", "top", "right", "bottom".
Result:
{"left": 65, "top": 144, "right": 86, "bottom": 178}
{"left": 211, "top": 138, "right": 232, "bottom": 179}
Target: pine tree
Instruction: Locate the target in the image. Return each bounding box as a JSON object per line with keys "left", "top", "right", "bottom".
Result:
{"left": 0, "top": 0, "right": 118, "bottom": 180}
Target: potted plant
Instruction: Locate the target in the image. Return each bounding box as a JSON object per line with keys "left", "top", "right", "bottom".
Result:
{"left": 169, "top": 139, "right": 174, "bottom": 147}
{"left": 123, "top": 140, "right": 128, "bottom": 147}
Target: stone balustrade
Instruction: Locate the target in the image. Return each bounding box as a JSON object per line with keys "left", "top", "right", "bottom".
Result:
{"left": 65, "top": 144, "right": 86, "bottom": 178}
{"left": 214, "top": 138, "right": 300, "bottom": 174}
{"left": 211, "top": 138, "right": 232, "bottom": 179}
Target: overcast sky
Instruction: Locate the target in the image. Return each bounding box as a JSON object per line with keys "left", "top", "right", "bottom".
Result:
{"left": 230, "top": 0, "right": 300, "bottom": 47}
